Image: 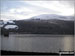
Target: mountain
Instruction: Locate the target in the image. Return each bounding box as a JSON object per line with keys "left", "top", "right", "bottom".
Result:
{"left": 1, "top": 14, "right": 74, "bottom": 35}
{"left": 31, "top": 14, "right": 74, "bottom": 21}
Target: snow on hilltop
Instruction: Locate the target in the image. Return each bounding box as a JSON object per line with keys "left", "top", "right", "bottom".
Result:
{"left": 31, "top": 14, "right": 74, "bottom": 21}
{"left": 3, "top": 20, "right": 15, "bottom": 24}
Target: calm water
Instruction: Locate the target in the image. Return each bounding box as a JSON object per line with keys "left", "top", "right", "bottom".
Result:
{"left": 1, "top": 34, "right": 74, "bottom": 53}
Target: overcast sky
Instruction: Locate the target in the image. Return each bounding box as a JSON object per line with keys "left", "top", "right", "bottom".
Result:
{"left": 1, "top": 0, "right": 74, "bottom": 21}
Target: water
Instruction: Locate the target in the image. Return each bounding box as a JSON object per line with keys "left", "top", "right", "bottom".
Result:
{"left": 1, "top": 34, "right": 74, "bottom": 53}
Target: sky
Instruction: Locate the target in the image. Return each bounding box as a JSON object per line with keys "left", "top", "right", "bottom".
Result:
{"left": 1, "top": 0, "right": 74, "bottom": 21}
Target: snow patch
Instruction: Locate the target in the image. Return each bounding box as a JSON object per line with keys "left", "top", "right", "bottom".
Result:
{"left": 31, "top": 14, "right": 74, "bottom": 21}
{"left": 4, "top": 25, "right": 18, "bottom": 29}
{"left": 8, "top": 20, "right": 15, "bottom": 24}
{"left": 4, "top": 20, "right": 15, "bottom": 24}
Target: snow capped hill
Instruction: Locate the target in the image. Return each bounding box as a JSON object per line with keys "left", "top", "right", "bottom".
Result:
{"left": 3, "top": 20, "right": 15, "bottom": 24}
{"left": 31, "top": 14, "right": 74, "bottom": 21}
{"left": 2, "top": 20, "right": 19, "bottom": 30}
{"left": 1, "top": 15, "right": 74, "bottom": 35}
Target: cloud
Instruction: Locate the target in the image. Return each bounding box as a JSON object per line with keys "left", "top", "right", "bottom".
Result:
{"left": 59, "top": 0, "right": 74, "bottom": 8}
{"left": 1, "top": 13, "right": 35, "bottom": 20}
{"left": 1, "top": 0, "right": 74, "bottom": 21}
{"left": 9, "top": 7, "right": 33, "bottom": 15}
{"left": 25, "top": 1, "right": 74, "bottom": 16}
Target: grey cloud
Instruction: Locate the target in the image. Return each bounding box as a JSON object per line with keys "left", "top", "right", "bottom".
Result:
{"left": 59, "top": 0, "right": 74, "bottom": 8}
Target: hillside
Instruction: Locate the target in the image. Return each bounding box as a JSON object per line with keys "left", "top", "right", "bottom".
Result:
{"left": 1, "top": 14, "right": 74, "bottom": 35}
{"left": 10, "top": 19, "right": 74, "bottom": 35}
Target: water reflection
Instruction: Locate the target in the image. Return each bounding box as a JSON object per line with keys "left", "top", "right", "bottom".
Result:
{"left": 1, "top": 34, "right": 74, "bottom": 52}
{"left": 62, "top": 35, "right": 74, "bottom": 51}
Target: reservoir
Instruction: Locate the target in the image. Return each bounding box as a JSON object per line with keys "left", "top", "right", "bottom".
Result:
{"left": 1, "top": 33, "right": 74, "bottom": 53}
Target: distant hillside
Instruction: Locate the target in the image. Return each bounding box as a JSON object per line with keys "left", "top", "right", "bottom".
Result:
{"left": 1, "top": 14, "right": 74, "bottom": 35}
{"left": 30, "top": 14, "right": 74, "bottom": 21}
{"left": 1, "top": 19, "right": 72, "bottom": 35}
